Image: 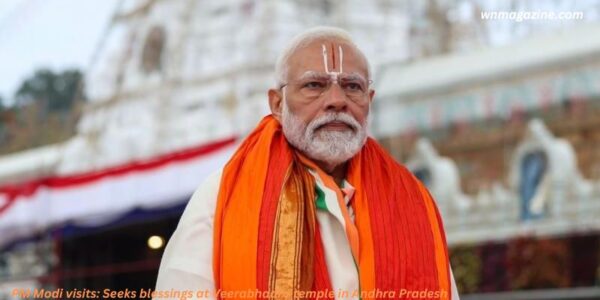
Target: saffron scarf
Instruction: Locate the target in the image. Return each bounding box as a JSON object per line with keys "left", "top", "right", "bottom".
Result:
{"left": 213, "top": 115, "right": 451, "bottom": 299}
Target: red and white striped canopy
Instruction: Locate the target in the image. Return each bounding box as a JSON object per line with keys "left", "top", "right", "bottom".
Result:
{"left": 0, "top": 138, "right": 237, "bottom": 249}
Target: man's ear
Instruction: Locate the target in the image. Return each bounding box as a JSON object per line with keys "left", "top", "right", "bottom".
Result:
{"left": 268, "top": 88, "right": 283, "bottom": 121}
{"left": 368, "top": 89, "right": 375, "bottom": 104}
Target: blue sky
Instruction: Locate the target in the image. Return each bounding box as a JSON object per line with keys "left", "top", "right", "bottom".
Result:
{"left": 0, "top": 0, "right": 118, "bottom": 105}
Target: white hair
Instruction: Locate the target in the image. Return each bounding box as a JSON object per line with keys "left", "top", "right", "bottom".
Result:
{"left": 274, "top": 26, "right": 371, "bottom": 87}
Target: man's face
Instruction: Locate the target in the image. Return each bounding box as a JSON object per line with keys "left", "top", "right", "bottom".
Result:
{"left": 268, "top": 39, "right": 375, "bottom": 167}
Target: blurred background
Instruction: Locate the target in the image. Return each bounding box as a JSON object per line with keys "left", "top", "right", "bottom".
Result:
{"left": 0, "top": 0, "right": 599, "bottom": 299}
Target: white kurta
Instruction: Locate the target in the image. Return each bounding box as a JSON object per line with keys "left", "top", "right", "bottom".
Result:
{"left": 155, "top": 169, "right": 460, "bottom": 299}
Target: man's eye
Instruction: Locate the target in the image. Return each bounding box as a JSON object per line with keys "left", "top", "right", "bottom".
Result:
{"left": 343, "top": 82, "right": 363, "bottom": 91}
{"left": 304, "top": 81, "right": 326, "bottom": 89}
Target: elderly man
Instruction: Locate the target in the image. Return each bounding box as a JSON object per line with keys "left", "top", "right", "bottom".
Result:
{"left": 156, "top": 27, "right": 459, "bottom": 300}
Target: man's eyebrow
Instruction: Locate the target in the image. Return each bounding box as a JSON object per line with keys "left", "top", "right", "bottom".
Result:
{"left": 340, "top": 72, "right": 367, "bottom": 81}
{"left": 297, "top": 71, "right": 328, "bottom": 81}
{"left": 297, "top": 71, "right": 367, "bottom": 81}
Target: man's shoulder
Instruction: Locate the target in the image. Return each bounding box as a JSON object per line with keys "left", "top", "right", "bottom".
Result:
{"left": 190, "top": 168, "right": 223, "bottom": 203}
{"left": 194, "top": 168, "right": 223, "bottom": 195}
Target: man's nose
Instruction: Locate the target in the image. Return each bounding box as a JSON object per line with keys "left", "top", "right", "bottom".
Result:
{"left": 322, "top": 83, "right": 348, "bottom": 111}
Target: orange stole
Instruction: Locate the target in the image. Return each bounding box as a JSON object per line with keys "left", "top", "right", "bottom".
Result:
{"left": 213, "top": 115, "right": 451, "bottom": 299}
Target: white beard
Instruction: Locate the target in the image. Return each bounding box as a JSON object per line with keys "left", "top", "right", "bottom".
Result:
{"left": 281, "top": 99, "right": 367, "bottom": 167}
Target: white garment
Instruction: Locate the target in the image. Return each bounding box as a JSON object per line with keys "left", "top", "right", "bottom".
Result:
{"left": 155, "top": 169, "right": 460, "bottom": 299}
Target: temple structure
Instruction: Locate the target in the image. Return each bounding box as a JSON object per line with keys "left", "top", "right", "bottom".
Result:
{"left": 1, "top": 0, "right": 599, "bottom": 297}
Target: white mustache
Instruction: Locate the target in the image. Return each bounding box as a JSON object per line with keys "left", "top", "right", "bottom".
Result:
{"left": 306, "top": 113, "right": 361, "bottom": 134}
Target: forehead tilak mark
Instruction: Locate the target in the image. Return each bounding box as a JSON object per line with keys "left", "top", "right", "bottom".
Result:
{"left": 339, "top": 45, "right": 343, "bottom": 73}
{"left": 331, "top": 44, "right": 336, "bottom": 69}
{"left": 320, "top": 44, "right": 344, "bottom": 79}
{"left": 321, "top": 44, "right": 329, "bottom": 73}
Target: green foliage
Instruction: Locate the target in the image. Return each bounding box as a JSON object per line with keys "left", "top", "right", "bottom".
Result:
{"left": 0, "top": 96, "right": 9, "bottom": 147}
{"left": 0, "top": 68, "right": 84, "bottom": 155}
{"left": 15, "top": 68, "right": 85, "bottom": 112}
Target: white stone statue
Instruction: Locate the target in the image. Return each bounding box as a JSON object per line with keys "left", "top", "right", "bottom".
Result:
{"left": 509, "top": 118, "right": 594, "bottom": 219}
{"left": 406, "top": 138, "right": 472, "bottom": 217}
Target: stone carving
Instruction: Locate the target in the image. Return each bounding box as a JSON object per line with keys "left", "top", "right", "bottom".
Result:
{"left": 509, "top": 119, "right": 594, "bottom": 219}
{"left": 407, "top": 138, "right": 472, "bottom": 217}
